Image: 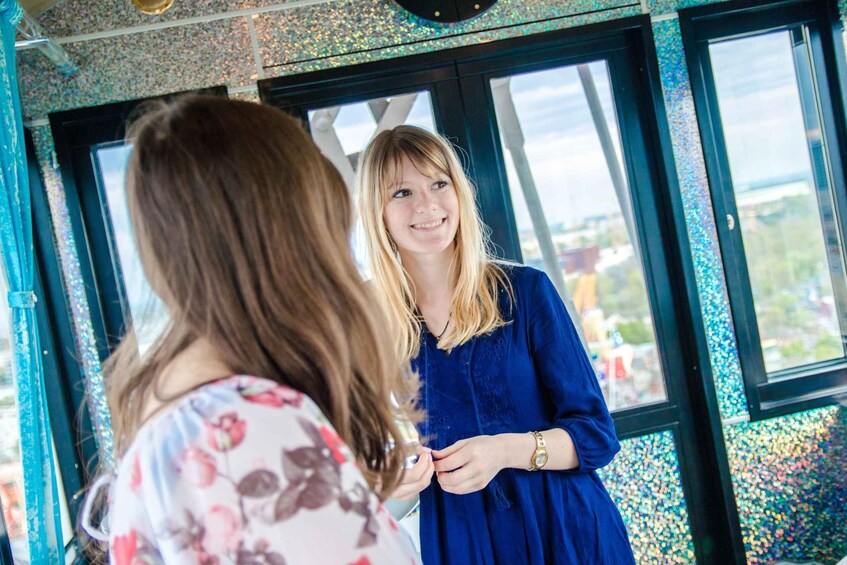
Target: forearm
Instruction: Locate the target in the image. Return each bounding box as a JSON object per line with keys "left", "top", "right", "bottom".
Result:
{"left": 497, "top": 428, "right": 579, "bottom": 471}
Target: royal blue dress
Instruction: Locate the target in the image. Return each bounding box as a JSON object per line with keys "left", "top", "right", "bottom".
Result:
{"left": 413, "top": 265, "right": 634, "bottom": 564}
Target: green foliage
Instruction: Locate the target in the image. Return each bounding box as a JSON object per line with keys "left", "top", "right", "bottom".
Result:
{"left": 778, "top": 339, "right": 807, "bottom": 362}
{"left": 596, "top": 256, "right": 650, "bottom": 319}
{"left": 814, "top": 334, "right": 843, "bottom": 362}
{"left": 617, "top": 319, "right": 653, "bottom": 345}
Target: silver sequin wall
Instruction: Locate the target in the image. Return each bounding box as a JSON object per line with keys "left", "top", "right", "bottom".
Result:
{"left": 15, "top": 0, "right": 847, "bottom": 561}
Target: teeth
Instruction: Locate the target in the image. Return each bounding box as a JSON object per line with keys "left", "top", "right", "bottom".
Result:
{"left": 413, "top": 218, "right": 445, "bottom": 229}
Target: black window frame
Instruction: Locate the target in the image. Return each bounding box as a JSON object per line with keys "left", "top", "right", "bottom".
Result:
{"left": 23, "top": 129, "right": 95, "bottom": 560}
{"left": 49, "top": 86, "right": 228, "bottom": 364}
{"left": 261, "top": 17, "right": 748, "bottom": 561}
{"left": 263, "top": 20, "right": 695, "bottom": 438}
{"left": 680, "top": 0, "right": 847, "bottom": 420}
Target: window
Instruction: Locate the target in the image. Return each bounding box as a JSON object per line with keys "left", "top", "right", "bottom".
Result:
{"left": 681, "top": 0, "right": 847, "bottom": 418}
{"left": 49, "top": 87, "right": 227, "bottom": 360}
{"left": 491, "top": 62, "right": 667, "bottom": 411}
{"left": 93, "top": 144, "right": 168, "bottom": 355}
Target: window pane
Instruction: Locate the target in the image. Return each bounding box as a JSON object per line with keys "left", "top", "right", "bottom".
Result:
{"left": 0, "top": 273, "right": 73, "bottom": 563}
{"left": 0, "top": 276, "right": 27, "bottom": 560}
{"left": 710, "top": 30, "right": 847, "bottom": 373}
{"left": 95, "top": 145, "right": 169, "bottom": 355}
{"left": 491, "top": 62, "right": 667, "bottom": 411}
{"left": 308, "top": 92, "right": 437, "bottom": 278}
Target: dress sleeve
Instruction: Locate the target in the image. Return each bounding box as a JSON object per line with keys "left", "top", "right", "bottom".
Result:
{"left": 525, "top": 269, "right": 620, "bottom": 472}
{"left": 107, "top": 379, "right": 418, "bottom": 565}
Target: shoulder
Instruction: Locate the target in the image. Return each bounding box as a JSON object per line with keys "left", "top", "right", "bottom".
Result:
{"left": 119, "top": 375, "right": 334, "bottom": 469}
{"left": 111, "top": 376, "right": 343, "bottom": 510}
{"left": 492, "top": 262, "right": 551, "bottom": 296}
{"left": 108, "top": 376, "right": 415, "bottom": 563}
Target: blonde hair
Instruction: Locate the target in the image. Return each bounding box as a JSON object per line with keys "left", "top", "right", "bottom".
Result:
{"left": 357, "top": 125, "right": 510, "bottom": 361}
{"left": 97, "top": 96, "right": 419, "bottom": 504}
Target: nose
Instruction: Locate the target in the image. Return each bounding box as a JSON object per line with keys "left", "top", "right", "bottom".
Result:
{"left": 414, "top": 190, "right": 438, "bottom": 214}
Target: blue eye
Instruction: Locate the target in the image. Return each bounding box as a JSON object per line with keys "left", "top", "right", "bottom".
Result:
{"left": 392, "top": 188, "right": 411, "bottom": 199}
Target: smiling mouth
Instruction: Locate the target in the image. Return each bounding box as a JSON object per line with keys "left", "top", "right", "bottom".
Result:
{"left": 411, "top": 218, "right": 446, "bottom": 230}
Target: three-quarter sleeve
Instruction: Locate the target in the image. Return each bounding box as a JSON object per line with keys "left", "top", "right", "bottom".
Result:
{"left": 107, "top": 376, "right": 419, "bottom": 564}
{"left": 525, "top": 269, "right": 620, "bottom": 472}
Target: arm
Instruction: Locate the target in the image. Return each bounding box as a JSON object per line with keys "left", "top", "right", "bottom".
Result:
{"left": 434, "top": 270, "right": 618, "bottom": 494}
{"left": 523, "top": 269, "right": 620, "bottom": 472}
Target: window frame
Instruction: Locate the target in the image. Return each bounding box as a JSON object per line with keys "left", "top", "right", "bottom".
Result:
{"left": 261, "top": 20, "right": 751, "bottom": 561}
{"left": 680, "top": 0, "right": 847, "bottom": 420}
{"left": 262, "top": 23, "right": 693, "bottom": 437}
{"left": 18, "top": 130, "right": 94, "bottom": 560}
{"left": 49, "top": 87, "right": 228, "bottom": 361}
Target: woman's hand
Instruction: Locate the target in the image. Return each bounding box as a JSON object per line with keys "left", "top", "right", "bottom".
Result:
{"left": 390, "top": 446, "right": 435, "bottom": 501}
{"left": 432, "top": 435, "right": 507, "bottom": 495}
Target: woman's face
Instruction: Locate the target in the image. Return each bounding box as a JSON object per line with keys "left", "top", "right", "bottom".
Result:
{"left": 382, "top": 154, "right": 460, "bottom": 260}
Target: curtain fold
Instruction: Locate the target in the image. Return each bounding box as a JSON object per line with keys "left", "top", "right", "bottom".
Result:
{"left": 0, "top": 1, "right": 63, "bottom": 562}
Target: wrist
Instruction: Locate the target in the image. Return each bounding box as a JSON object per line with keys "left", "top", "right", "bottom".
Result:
{"left": 498, "top": 433, "right": 537, "bottom": 470}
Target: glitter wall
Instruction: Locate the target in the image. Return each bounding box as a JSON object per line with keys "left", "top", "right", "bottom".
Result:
{"left": 14, "top": 0, "right": 847, "bottom": 562}
{"left": 650, "top": 10, "right": 847, "bottom": 565}
{"left": 600, "top": 431, "right": 696, "bottom": 563}
{"left": 726, "top": 406, "right": 847, "bottom": 564}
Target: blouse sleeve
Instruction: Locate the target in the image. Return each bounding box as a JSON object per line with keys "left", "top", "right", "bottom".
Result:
{"left": 525, "top": 269, "right": 621, "bottom": 472}
{"left": 107, "top": 379, "right": 418, "bottom": 565}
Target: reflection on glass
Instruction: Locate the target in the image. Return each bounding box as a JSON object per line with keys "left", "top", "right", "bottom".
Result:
{"left": 711, "top": 31, "right": 847, "bottom": 373}
{"left": 308, "top": 92, "right": 436, "bottom": 277}
{"left": 95, "top": 145, "right": 170, "bottom": 354}
{"left": 491, "top": 62, "right": 666, "bottom": 411}
{"left": 0, "top": 275, "right": 27, "bottom": 561}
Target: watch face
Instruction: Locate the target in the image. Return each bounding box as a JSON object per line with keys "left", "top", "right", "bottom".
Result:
{"left": 534, "top": 452, "right": 548, "bottom": 467}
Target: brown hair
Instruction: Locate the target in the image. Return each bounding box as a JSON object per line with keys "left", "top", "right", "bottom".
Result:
{"left": 88, "top": 96, "right": 418, "bottom": 546}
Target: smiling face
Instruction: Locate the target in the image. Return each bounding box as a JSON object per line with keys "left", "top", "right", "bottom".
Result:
{"left": 383, "top": 154, "right": 460, "bottom": 261}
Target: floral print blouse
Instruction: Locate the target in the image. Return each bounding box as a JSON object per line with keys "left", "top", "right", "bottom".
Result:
{"left": 107, "top": 375, "right": 420, "bottom": 565}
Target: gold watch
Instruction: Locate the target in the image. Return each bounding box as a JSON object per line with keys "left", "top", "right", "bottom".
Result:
{"left": 528, "top": 431, "right": 548, "bottom": 471}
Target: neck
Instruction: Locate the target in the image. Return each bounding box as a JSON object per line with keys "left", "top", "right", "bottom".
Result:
{"left": 400, "top": 246, "right": 455, "bottom": 310}
{"left": 142, "top": 337, "right": 233, "bottom": 421}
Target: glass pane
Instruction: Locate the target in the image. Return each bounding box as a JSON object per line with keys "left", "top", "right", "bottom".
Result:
{"left": 710, "top": 30, "right": 847, "bottom": 373}
{"left": 308, "top": 92, "right": 436, "bottom": 278}
{"left": 0, "top": 274, "right": 73, "bottom": 562}
{"left": 491, "top": 62, "right": 667, "bottom": 411}
{"left": 95, "top": 145, "right": 170, "bottom": 355}
{"left": 0, "top": 277, "right": 27, "bottom": 560}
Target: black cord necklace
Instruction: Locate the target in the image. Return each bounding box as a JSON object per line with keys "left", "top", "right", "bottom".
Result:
{"left": 436, "top": 319, "right": 450, "bottom": 341}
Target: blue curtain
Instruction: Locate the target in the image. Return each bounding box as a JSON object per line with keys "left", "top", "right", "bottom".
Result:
{"left": 0, "top": 1, "right": 63, "bottom": 562}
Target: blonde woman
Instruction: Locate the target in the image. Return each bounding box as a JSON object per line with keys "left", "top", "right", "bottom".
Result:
{"left": 357, "top": 125, "right": 634, "bottom": 564}
{"left": 82, "top": 96, "right": 421, "bottom": 564}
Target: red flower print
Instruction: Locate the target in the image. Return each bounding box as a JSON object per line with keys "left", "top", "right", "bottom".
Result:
{"left": 240, "top": 380, "right": 303, "bottom": 408}
{"left": 205, "top": 412, "right": 247, "bottom": 452}
{"left": 202, "top": 505, "right": 243, "bottom": 554}
{"left": 128, "top": 453, "right": 142, "bottom": 492}
{"left": 348, "top": 557, "right": 372, "bottom": 565}
{"left": 111, "top": 530, "right": 137, "bottom": 565}
{"left": 195, "top": 553, "right": 220, "bottom": 565}
{"left": 319, "top": 426, "right": 347, "bottom": 464}
{"left": 178, "top": 447, "right": 218, "bottom": 488}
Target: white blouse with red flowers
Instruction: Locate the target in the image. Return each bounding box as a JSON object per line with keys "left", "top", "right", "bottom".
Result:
{"left": 107, "top": 375, "right": 420, "bottom": 565}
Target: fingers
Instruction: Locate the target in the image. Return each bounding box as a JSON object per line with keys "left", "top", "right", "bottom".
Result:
{"left": 391, "top": 452, "right": 434, "bottom": 501}
{"left": 406, "top": 448, "right": 433, "bottom": 482}
{"left": 437, "top": 469, "right": 487, "bottom": 495}
{"left": 432, "top": 447, "right": 472, "bottom": 473}
{"left": 431, "top": 439, "right": 466, "bottom": 460}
